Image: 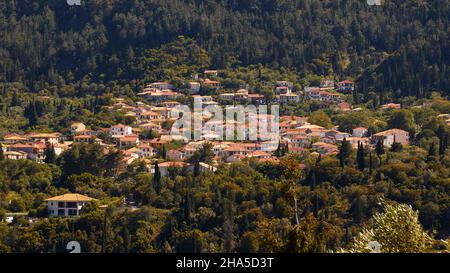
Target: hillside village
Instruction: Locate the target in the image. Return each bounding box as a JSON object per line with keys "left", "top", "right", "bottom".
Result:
{"left": 0, "top": 71, "right": 425, "bottom": 184}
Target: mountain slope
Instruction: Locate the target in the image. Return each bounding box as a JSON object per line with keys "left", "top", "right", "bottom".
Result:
{"left": 0, "top": 0, "right": 448, "bottom": 97}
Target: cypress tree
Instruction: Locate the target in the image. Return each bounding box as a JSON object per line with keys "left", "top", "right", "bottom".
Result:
{"left": 193, "top": 161, "right": 200, "bottom": 177}
{"left": 357, "top": 142, "right": 366, "bottom": 171}
{"left": 44, "top": 145, "right": 56, "bottom": 164}
{"left": 153, "top": 162, "right": 162, "bottom": 193}
{"left": 0, "top": 143, "right": 4, "bottom": 161}
{"left": 11, "top": 91, "right": 19, "bottom": 107}
{"left": 338, "top": 138, "right": 352, "bottom": 167}
{"left": 376, "top": 139, "right": 385, "bottom": 156}
{"left": 25, "top": 101, "right": 39, "bottom": 127}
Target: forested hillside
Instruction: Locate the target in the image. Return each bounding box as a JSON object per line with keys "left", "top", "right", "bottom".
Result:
{"left": 0, "top": 0, "right": 448, "bottom": 97}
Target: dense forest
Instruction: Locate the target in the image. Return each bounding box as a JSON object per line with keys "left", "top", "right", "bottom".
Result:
{"left": 0, "top": 0, "right": 448, "bottom": 98}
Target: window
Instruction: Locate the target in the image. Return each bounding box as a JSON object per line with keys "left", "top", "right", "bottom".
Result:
{"left": 66, "top": 202, "right": 77, "bottom": 208}
{"left": 58, "top": 209, "right": 65, "bottom": 216}
{"left": 68, "top": 209, "right": 77, "bottom": 216}
{"left": 58, "top": 202, "right": 65, "bottom": 208}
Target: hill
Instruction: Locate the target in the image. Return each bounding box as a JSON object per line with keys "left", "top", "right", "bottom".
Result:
{"left": 0, "top": 0, "right": 448, "bottom": 98}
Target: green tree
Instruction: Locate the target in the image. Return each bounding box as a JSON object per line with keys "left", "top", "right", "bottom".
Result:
{"left": 153, "top": 162, "right": 162, "bottom": 193}
{"left": 357, "top": 142, "right": 366, "bottom": 171}
{"left": 343, "top": 200, "right": 434, "bottom": 253}
{"left": 387, "top": 110, "right": 416, "bottom": 136}
{"left": 308, "top": 111, "right": 333, "bottom": 129}
{"left": 338, "top": 138, "right": 352, "bottom": 167}
{"left": 44, "top": 145, "right": 56, "bottom": 164}
{"left": 0, "top": 143, "right": 4, "bottom": 161}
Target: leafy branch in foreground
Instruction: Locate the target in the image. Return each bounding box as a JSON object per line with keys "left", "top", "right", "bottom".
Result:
{"left": 341, "top": 199, "right": 448, "bottom": 253}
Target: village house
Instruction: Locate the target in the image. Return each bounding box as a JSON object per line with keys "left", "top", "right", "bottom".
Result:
{"left": 7, "top": 142, "right": 46, "bottom": 163}
{"left": 149, "top": 138, "right": 169, "bottom": 149}
{"left": 346, "top": 137, "right": 370, "bottom": 148}
{"left": 151, "top": 107, "right": 172, "bottom": 119}
{"left": 321, "top": 80, "right": 335, "bottom": 88}
{"left": 325, "top": 130, "right": 351, "bottom": 141}
{"left": 118, "top": 134, "right": 139, "bottom": 148}
{"left": 247, "top": 94, "right": 265, "bottom": 104}
{"left": 4, "top": 151, "right": 27, "bottom": 160}
{"left": 138, "top": 89, "right": 183, "bottom": 102}
{"left": 138, "top": 143, "right": 155, "bottom": 158}
{"left": 312, "top": 142, "right": 339, "bottom": 156}
{"left": 279, "top": 93, "right": 300, "bottom": 104}
{"left": 193, "top": 95, "right": 214, "bottom": 103}
{"left": 2, "top": 133, "right": 28, "bottom": 143}
{"left": 138, "top": 111, "right": 163, "bottom": 121}
{"left": 226, "top": 154, "right": 247, "bottom": 163}
{"left": 147, "top": 82, "right": 174, "bottom": 90}
{"left": 123, "top": 148, "right": 140, "bottom": 164}
{"left": 139, "top": 122, "right": 162, "bottom": 132}
{"left": 162, "top": 101, "right": 180, "bottom": 108}
{"left": 371, "top": 129, "right": 410, "bottom": 147}
{"left": 71, "top": 122, "right": 87, "bottom": 134}
{"left": 27, "top": 133, "right": 60, "bottom": 145}
{"left": 287, "top": 135, "right": 310, "bottom": 148}
{"left": 202, "top": 79, "right": 221, "bottom": 89}
{"left": 46, "top": 194, "right": 96, "bottom": 217}
{"left": 304, "top": 88, "right": 342, "bottom": 103}
{"left": 275, "top": 86, "right": 291, "bottom": 95}
{"left": 189, "top": 82, "right": 201, "bottom": 93}
{"left": 187, "top": 162, "right": 218, "bottom": 173}
{"left": 167, "top": 149, "right": 184, "bottom": 161}
{"left": 110, "top": 124, "right": 133, "bottom": 137}
{"left": 336, "top": 80, "right": 355, "bottom": 93}
{"left": 219, "top": 93, "right": 235, "bottom": 102}
{"left": 380, "top": 103, "right": 401, "bottom": 110}
{"left": 204, "top": 70, "right": 219, "bottom": 77}
{"left": 335, "top": 101, "right": 351, "bottom": 112}
{"left": 73, "top": 135, "right": 101, "bottom": 144}
{"left": 352, "top": 127, "right": 368, "bottom": 138}
{"left": 248, "top": 150, "right": 272, "bottom": 160}
{"left": 152, "top": 162, "right": 190, "bottom": 176}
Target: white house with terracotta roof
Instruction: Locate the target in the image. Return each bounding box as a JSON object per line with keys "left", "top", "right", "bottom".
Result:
{"left": 110, "top": 124, "right": 133, "bottom": 136}
{"left": 46, "top": 194, "right": 96, "bottom": 217}
{"left": 336, "top": 80, "right": 354, "bottom": 93}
